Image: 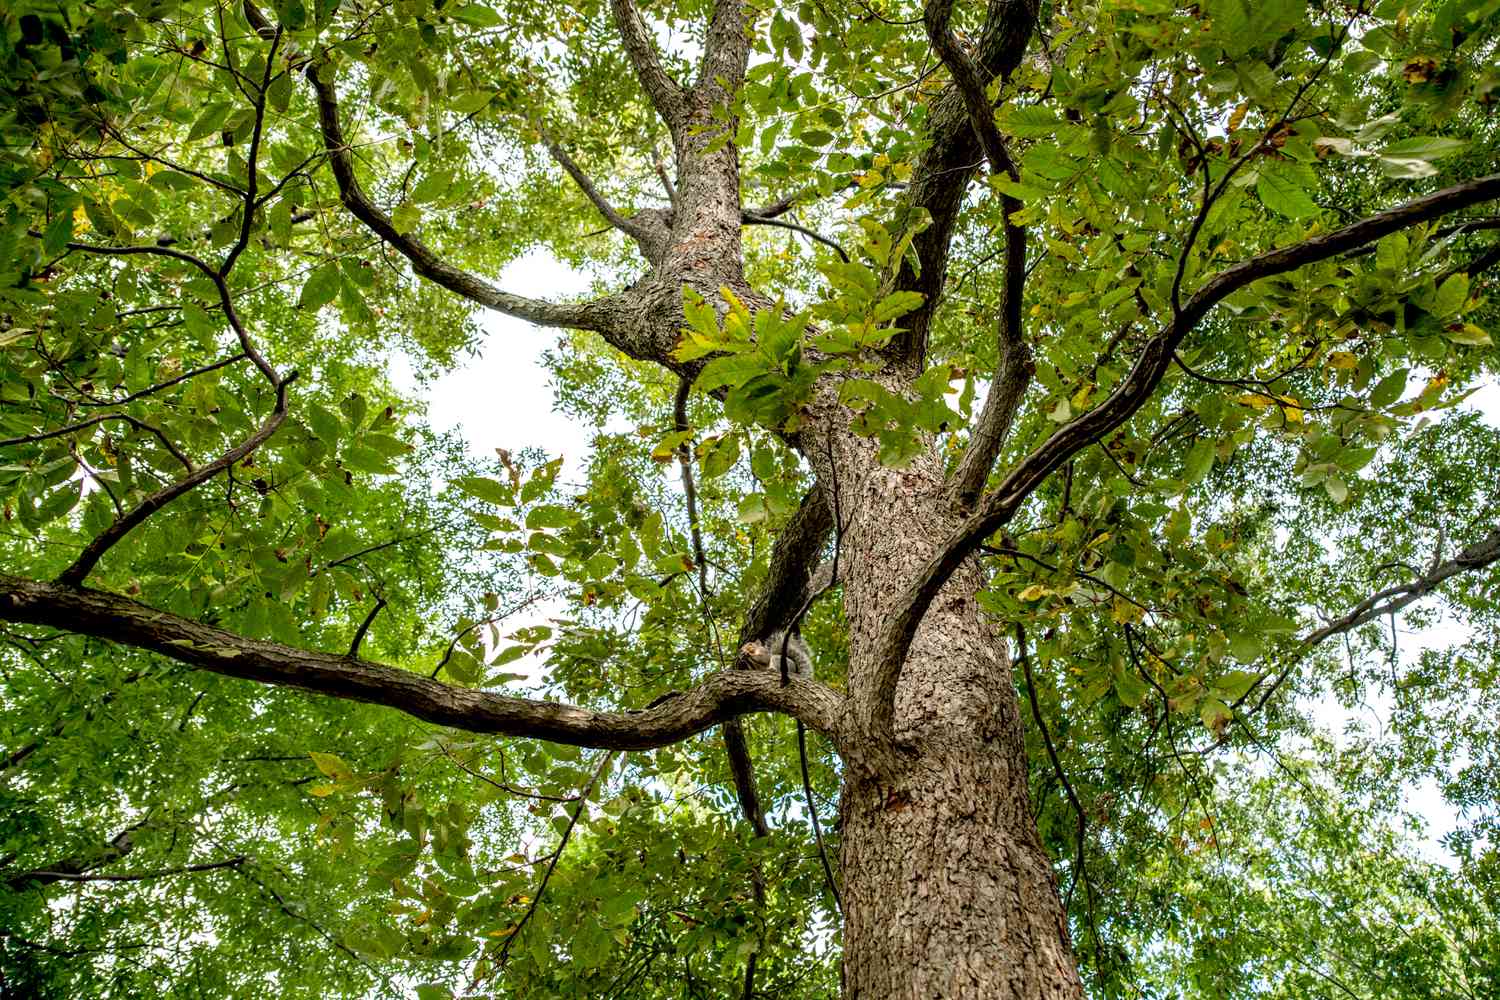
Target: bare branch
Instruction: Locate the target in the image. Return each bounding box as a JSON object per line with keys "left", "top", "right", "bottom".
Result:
{"left": 674, "top": 377, "right": 709, "bottom": 599}
{"left": 11, "top": 857, "right": 245, "bottom": 886}
{"left": 74, "top": 353, "right": 248, "bottom": 408}
{"left": 742, "top": 212, "right": 849, "bottom": 261}
{"left": 540, "top": 129, "right": 662, "bottom": 258}
{"left": 865, "top": 172, "right": 1500, "bottom": 744}
{"left": 219, "top": 24, "right": 281, "bottom": 277}
{"left": 0, "top": 575, "right": 849, "bottom": 751}
{"left": 308, "top": 66, "right": 613, "bottom": 331}
{"left": 346, "top": 596, "right": 386, "bottom": 659}
{"left": 495, "top": 752, "right": 615, "bottom": 971}
{"left": 609, "top": 0, "right": 688, "bottom": 128}
{"left": 48, "top": 239, "right": 279, "bottom": 386}
{"left": 654, "top": 148, "right": 678, "bottom": 210}
{"left": 1, "top": 413, "right": 195, "bottom": 472}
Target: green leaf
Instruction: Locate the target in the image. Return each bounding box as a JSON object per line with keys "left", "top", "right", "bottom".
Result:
{"left": 450, "top": 90, "right": 496, "bottom": 116}
{"left": 525, "top": 505, "right": 576, "bottom": 529}
{"left": 1115, "top": 669, "right": 1150, "bottom": 709}
{"left": 298, "top": 264, "right": 342, "bottom": 311}
{"left": 1379, "top": 136, "right": 1468, "bottom": 160}
{"left": 453, "top": 476, "right": 513, "bottom": 506}
{"left": 450, "top": 4, "right": 502, "bottom": 27}
{"left": 1432, "top": 273, "right": 1469, "bottom": 317}
{"left": 696, "top": 353, "right": 767, "bottom": 392}
{"left": 873, "top": 290, "right": 924, "bottom": 323}
{"left": 1368, "top": 368, "right": 1408, "bottom": 408}
{"left": 42, "top": 212, "right": 73, "bottom": 255}
{"left": 1255, "top": 168, "right": 1319, "bottom": 219}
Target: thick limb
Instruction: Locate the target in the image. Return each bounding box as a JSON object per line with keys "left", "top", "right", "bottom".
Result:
{"left": 309, "top": 67, "right": 617, "bottom": 330}
{"left": 0, "top": 575, "right": 847, "bottom": 751}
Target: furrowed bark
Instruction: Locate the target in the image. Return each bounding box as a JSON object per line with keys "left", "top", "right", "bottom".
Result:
{"left": 797, "top": 385, "right": 1082, "bottom": 998}
{"left": 0, "top": 575, "right": 847, "bottom": 750}
{"left": 866, "top": 172, "right": 1500, "bottom": 744}
{"left": 609, "top": 0, "right": 688, "bottom": 131}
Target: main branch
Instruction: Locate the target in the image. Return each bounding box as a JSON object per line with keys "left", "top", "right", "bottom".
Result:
{"left": 924, "top": 0, "right": 1032, "bottom": 506}
{"left": 865, "top": 172, "right": 1500, "bottom": 743}
{"left": 0, "top": 575, "right": 847, "bottom": 751}
{"left": 609, "top": 0, "right": 688, "bottom": 130}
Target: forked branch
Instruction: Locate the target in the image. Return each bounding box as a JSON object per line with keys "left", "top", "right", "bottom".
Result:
{"left": 925, "top": 0, "right": 1032, "bottom": 506}
{"left": 1248, "top": 523, "right": 1500, "bottom": 712}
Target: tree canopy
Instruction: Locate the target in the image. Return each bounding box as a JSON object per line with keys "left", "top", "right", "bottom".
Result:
{"left": 2, "top": 0, "right": 1499, "bottom": 997}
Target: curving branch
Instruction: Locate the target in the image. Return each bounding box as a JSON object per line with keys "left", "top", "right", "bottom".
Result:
{"left": 308, "top": 66, "right": 614, "bottom": 331}
{"left": 609, "top": 0, "right": 688, "bottom": 129}
{"left": 40, "top": 236, "right": 292, "bottom": 585}
{"left": 925, "top": 0, "right": 1032, "bottom": 507}
{"left": 0, "top": 575, "right": 848, "bottom": 751}
{"left": 1, "top": 413, "right": 195, "bottom": 472}
{"left": 742, "top": 211, "right": 849, "bottom": 261}
{"left": 218, "top": 24, "right": 280, "bottom": 277}
{"left": 865, "top": 172, "right": 1500, "bottom": 743}
{"left": 6, "top": 821, "right": 145, "bottom": 891}
{"left": 56, "top": 376, "right": 296, "bottom": 586}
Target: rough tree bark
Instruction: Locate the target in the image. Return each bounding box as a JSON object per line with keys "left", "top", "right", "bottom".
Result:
{"left": 6, "top": 0, "right": 1500, "bottom": 996}
{"left": 803, "top": 397, "right": 1083, "bottom": 998}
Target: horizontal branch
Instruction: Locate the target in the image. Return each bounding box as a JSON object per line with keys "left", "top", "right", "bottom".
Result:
{"left": 0, "top": 575, "right": 848, "bottom": 752}
{"left": 865, "top": 172, "right": 1500, "bottom": 743}
{"left": 0, "top": 412, "right": 194, "bottom": 471}
{"left": 308, "top": 66, "right": 612, "bottom": 331}
{"left": 742, "top": 212, "right": 849, "bottom": 261}
{"left": 11, "top": 857, "right": 246, "bottom": 886}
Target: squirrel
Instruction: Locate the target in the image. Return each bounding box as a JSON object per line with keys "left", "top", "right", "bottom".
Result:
{"left": 739, "top": 630, "right": 813, "bottom": 680}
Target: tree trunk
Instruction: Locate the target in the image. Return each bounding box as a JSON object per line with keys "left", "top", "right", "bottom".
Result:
{"left": 806, "top": 399, "right": 1084, "bottom": 999}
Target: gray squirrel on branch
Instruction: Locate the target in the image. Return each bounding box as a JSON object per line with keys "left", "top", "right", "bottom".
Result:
{"left": 739, "top": 630, "right": 813, "bottom": 680}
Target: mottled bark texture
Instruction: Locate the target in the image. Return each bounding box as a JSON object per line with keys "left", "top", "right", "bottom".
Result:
{"left": 802, "top": 394, "right": 1082, "bottom": 999}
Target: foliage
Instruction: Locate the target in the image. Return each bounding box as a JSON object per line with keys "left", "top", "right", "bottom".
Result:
{"left": 1, "top": 0, "right": 1498, "bottom": 997}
